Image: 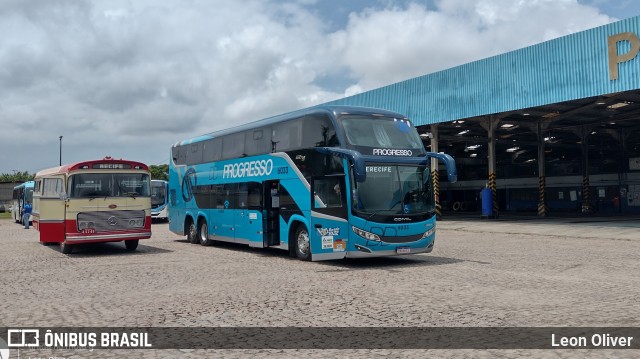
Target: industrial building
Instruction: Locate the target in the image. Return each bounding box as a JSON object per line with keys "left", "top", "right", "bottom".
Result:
{"left": 326, "top": 15, "right": 640, "bottom": 217}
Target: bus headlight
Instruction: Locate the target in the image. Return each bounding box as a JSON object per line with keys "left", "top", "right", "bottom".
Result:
{"left": 421, "top": 226, "right": 435, "bottom": 239}
{"left": 129, "top": 219, "right": 144, "bottom": 228}
{"left": 352, "top": 226, "right": 381, "bottom": 241}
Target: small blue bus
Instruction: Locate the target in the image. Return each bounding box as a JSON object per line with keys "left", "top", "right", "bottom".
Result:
{"left": 151, "top": 179, "right": 169, "bottom": 222}
{"left": 168, "top": 106, "right": 456, "bottom": 261}
{"left": 12, "top": 181, "right": 34, "bottom": 224}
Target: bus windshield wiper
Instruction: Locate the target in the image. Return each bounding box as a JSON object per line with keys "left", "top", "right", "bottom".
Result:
{"left": 126, "top": 192, "right": 138, "bottom": 198}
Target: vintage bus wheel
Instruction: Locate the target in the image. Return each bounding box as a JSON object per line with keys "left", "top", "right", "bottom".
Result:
{"left": 294, "top": 224, "right": 311, "bottom": 261}
{"left": 199, "top": 220, "right": 213, "bottom": 246}
{"left": 125, "top": 240, "right": 139, "bottom": 251}
{"left": 60, "top": 242, "right": 73, "bottom": 254}
{"left": 187, "top": 220, "right": 198, "bottom": 244}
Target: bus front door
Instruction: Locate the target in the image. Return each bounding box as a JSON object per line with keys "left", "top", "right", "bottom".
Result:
{"left": 310, "top": 176, "right": 348, "bottom": 260}
{"left": 235, "top": 182, "right": 264, "bottom": 247}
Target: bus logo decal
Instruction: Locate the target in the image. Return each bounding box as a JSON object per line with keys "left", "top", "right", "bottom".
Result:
{"left": 107, "top": 216, "right": 118, "bottom": 226}
{"left": 372, "top": 149, "right": 413, "bottom": 156}
{"left": 224, "top": 200, "right": 230, "bottom": 209}
{"left": 181, "top": 168, "right": 197, "bottom": 202}
{"left": 222, "top": 159, "right": 273, "bottom": 179}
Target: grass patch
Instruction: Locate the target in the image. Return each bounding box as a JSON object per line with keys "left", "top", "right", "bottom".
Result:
{"left": 0, "top": 212, "right": 12, "bottom": 219}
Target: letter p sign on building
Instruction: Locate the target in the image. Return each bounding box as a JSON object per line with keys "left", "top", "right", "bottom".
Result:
{"left": 608, "top": 32, "right": 640, "bottom": 80}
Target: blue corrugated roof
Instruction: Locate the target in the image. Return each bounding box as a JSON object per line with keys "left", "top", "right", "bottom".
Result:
{"left": 325, "top": 16, "right": 640, "bottom": 126}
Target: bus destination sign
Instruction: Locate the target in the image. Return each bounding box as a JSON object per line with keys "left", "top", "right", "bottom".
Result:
{"left": 92, "top": 163, "right": 132, "bottom": 169}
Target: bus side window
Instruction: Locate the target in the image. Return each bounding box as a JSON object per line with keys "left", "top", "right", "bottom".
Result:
{"left": 247, "top": 182, "right": 262, "bottom": 209}
{"left": 313, "top": 178, "right": 343, "bottom": 208}
{"left": 43, "top": 178, "right": 63, "bottom": 198}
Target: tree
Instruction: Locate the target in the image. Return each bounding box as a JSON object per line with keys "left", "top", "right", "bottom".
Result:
{"left": 0, "top": 171, "right": 34, "bottom": 182}
{"left": 149, "top": 164, "right": 169, "bottom": 181}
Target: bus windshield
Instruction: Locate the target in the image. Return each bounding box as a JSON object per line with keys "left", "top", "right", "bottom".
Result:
{"left": 352, "top": 165, "right": 434, "bottom": 215}
{"left": 151, "top": 181, "right": 167, "bottom": 206}
{"left": 68, "top": 173, "right": 150, "bottom": 198}
{"left": 25, "top": 188, "right": 34, "bottom": 203}
{"left": 340, "top": 116, "right": 423, "bottom": 150}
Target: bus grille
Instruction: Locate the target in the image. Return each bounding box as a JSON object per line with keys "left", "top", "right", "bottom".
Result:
{"left": 77, "top": 210, "right": 146, "bottom": 232}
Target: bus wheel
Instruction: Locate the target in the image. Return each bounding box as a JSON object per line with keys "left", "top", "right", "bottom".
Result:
{"left": 199, "top": 220, "right": 213, "bottom": 246}
{"left": 125, "top": 240, "right": 139, "bottom": 251}
{"left": 187, "top": 220, "right": 198, "bottom": 244}
{"left": 60, "top": 242, "right": 73, "bottom": 254}
{"left": 294, "top": 224, "right": 311, "bottom": 261}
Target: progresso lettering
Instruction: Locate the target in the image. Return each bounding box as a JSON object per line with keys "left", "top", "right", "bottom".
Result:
{"left": 223, "top": 159, "right": 274, "bottom": 179}
{"left": 373, "top": 149, "right": 413, "bottom": 156}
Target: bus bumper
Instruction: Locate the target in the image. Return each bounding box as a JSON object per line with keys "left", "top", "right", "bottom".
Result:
{"left": 345, "top": 240, "right": 435, "bottom": 258}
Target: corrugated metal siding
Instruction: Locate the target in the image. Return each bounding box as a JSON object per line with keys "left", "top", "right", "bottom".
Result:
{"left": 325, "top": 16, "right": 640, "bottom": 126}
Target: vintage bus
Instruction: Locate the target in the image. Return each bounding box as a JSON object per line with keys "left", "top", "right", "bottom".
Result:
{"left": 11, "top": 181, "right": 34, "bottom": 224}
{"left": 151, "top": 179, "right": 169, "bottom": 222}
{"left": 32, "top": 157, "right": 152, "bottom": 254}
{"left": 169, "top": 106, "right": 457, "bottom": 261}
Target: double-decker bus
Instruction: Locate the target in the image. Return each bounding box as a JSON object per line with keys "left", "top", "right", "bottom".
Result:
{"left": 169, "top": 106, "right": 456, "bottom": 261}
{"left": 151, "top": 179, "right": 169, "bottom": 222}
{"left": 33, "top": 157, "right": 152, "bottom": 254}
{"left": 11, "top": 181, "right": 34, "bottom": 224}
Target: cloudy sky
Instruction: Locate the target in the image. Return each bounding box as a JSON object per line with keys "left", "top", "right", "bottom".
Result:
{"left": 0, "top": 0, "right": 637, "bottom": 174}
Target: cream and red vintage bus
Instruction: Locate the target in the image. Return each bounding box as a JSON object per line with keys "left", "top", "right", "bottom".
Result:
{"left": 32, "top": 157, "right": 152, "bottom": 254}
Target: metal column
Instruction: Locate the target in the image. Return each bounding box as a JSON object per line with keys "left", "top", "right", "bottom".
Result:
{"left": 430, "top": 124, "right": 441, "bottom": 219}
{"left": 482, "top": 116, "right": 500, "bottom": 218}
{"left": 537, "top": 121, "right": 547, "bottom": 217}
{"left": 581, "top": 125, "right": 592, "bottom": 214}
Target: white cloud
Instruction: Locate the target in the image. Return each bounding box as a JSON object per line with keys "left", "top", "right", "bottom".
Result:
{"left": 331, "top": 0, "right": 612, "bottom": 92}
{"left": 0, "top": 0, "right": 616, "bottom": 173}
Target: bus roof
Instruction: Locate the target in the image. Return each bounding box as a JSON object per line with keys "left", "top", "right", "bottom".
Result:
{"left": 13, "top": 181, "right": 34, "bottom": 190}
{"left": 175, "top": 105, "right": 408, "bottom": 147}
{"left": 35, "top": 157, "right": 149, "bottom": 178}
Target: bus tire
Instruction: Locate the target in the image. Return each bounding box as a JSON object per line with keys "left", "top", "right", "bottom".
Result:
{"left": 452, "top": 202, "right": 461, "bottom": 211}
{"left": 198, "top": 219, "right": 213, "bottom": 246}
{"left": 125, "top": 240, "right": 139, "bottom": 251}
{"left": 294, "top": 224, "right": 311, "bottom": 261}
{"left": 186, "top": 219, "right": 198, "bottom": 244}
{"left": 60, "top": 242, "right": 73, "bottom": 254}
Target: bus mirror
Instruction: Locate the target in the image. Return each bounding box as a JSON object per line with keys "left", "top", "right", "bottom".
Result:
{"left": 315, "top": 147, "right": 366, "bottom": 182}
{"left": 427, "top": 152, "right": 457, "bottom": 183}
{"left": 59, "top": 192, "right": 68, "bottom": 200}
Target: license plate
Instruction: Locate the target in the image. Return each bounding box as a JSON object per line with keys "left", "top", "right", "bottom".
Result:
{"left": 396, "top": 247, "right": 411, "bottom": 254}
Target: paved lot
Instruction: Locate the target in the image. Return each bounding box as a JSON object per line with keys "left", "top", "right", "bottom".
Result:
{"left": 0, "top": 217, "right": 638, "bottom": 358}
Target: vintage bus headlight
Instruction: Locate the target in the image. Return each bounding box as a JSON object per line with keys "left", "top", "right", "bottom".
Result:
{"left": 352, "top": 226, "right": 381, "bottom": 241}
{"left": 128, "top": 219, "right": 144, "bottom": 228}
{"left": 421, "top": 226, "right": 436, "bottom": 239}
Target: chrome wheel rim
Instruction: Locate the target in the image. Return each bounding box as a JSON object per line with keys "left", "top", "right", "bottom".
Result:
{"left": 200, "top": 223, "right": 208, "bottom": 243}
{"left": 297, "top": 230, "right": 310, "bottom": 257}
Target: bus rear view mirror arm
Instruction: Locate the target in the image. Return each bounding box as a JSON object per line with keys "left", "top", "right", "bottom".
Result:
{"left": 315, "top": 147, "right": 367, "bottom": 182}
{"left": 427, "top": 152, "right": 457, "bottom": 183}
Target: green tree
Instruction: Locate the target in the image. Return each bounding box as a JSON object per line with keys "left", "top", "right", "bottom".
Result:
{"left": 149, "top": 164, "right": 169, "bottom": 181}
{"left": 0, "top": 171, "right": 34, "bottom": 182}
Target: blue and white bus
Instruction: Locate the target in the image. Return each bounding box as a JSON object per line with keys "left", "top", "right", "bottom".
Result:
{"left": 168, "top": 106, "right": 456, "bottom": 261}
{"left": 12, "top": 181, "right": 34, "bottom": 224}
{"left": 151, "top": 179, "right": 169, "bottom": 222}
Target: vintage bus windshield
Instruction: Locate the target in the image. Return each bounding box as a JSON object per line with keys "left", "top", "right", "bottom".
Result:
{"left": 68, "top": 173, "right": 151, "bottom": 198}
{"left": 340, "top": 116, "right": 424, "bottom": 150}
{"left": 353, "top": 165, "right": 434, "bottom": 215}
